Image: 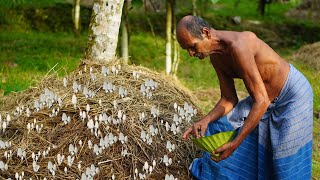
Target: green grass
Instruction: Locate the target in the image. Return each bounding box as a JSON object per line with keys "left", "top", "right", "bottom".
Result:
{"left": 0, "top": 30, "right": 86, "bottom": 94}
{"left": 129, "top": 32, "right": 219, "bottom": 90}
{"left": 313, "top": 117, "right": 320, "bottom": 178}
{"left": 210, "top": 0, "right": 302, "bottom": 23}
{"left": 128, "top": 32, "right": 166, "bottom": 70}
{"left": 289, "top": 61, "right": 320, "bottom": 111}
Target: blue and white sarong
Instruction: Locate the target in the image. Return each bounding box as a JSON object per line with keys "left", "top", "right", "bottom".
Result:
{"left": 190, "top": 64, "right": 313, "bottom": 180}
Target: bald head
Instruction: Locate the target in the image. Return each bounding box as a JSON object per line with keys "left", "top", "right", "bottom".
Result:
{"left": 177, "top": 15, "right": 211, "bottom": 40}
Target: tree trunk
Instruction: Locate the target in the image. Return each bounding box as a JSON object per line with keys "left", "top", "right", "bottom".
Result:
{"left": 121, "top": 0, "right": 129, "bottom": 63}
{"left": 172, "top": 0, "right": 180, "bottom": 76}
{"left": 259, "top": 0, "right": 266, "bottom": 15}
{"left": 74, "top": 0, "right": 81, "bottom": 35}
{"left": 86, "top": 0, "right": 125, "bottom": 61}
{"left": 165, "top": 0, "right": 172, "bottom": 75}
{"left": 312, "top": 0, "right": 320, "bottom": 9}
{"left": 192, "top": 0, "right": 197, "bottom": 16}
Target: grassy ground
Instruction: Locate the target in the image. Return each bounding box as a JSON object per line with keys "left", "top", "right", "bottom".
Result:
{"left": 0, "top": 0, "right": 319, "bottom": 178}
{"left": 210, "top": 0, "right": 301, "bottom": 22}
{"left": 0, "top": 31, "right": 86, "bottom": 94}
{"left": 314, "top": 118, "right": 320, "bottom": 178}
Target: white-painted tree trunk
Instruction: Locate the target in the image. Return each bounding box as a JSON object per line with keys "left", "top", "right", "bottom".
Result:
{"left": 165, "top": 0, "right": 172, "bottom": 75}
{"left": 86, "top": 0, "right": 125, "bottom": 61}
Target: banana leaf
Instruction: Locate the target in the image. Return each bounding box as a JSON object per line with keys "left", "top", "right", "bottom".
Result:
{"left": 191, "top": 130, "right": 236, "bottom": 156}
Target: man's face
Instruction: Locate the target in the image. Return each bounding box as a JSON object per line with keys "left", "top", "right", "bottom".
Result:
{"left": 177, "top": 28, "right": 211, "bottom": 60}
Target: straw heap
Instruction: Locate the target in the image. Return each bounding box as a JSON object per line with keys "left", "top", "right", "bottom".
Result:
{"left": 293, "top": 41, "right": 320, "bottom": 70}
{"left": 0, "top": 59, "right": 202, "bottom": 179}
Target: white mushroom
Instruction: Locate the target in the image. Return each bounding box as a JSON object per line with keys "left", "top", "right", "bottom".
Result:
{"left": 63, "top": 78, "right": 67, "bottom": 87}
{"left": 72, "top": 94, "right": 77, "bottom": 109}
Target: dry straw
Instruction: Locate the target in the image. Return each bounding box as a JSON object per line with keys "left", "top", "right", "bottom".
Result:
{"left": 293, "top": 42, "right": 320, "bottom": 71}
{"left": 0, "top": 58, "right": 202, "bottom": 179}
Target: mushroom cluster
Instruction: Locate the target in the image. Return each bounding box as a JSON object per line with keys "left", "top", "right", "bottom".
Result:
{"left": 0, "top": 59, "right": 201, "bottom": 179}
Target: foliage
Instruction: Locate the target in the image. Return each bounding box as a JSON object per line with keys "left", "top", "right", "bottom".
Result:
{"left": 0, "top": 4, "right": 92, "bottom": 32}
{"left": 131, "top": 0, "right": 143, "bottom": 9}
{"left": 0, "top": 0, "right": 65, "bottom": 8}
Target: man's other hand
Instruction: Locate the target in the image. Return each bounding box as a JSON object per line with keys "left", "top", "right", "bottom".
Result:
{"left": 182, "top": 118, "right": 210, "bottom": 140}
{"left": 211, "top": 140, "right": 240, "bottom": 162}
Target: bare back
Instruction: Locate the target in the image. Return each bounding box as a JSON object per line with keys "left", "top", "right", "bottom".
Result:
{"left": 210, "top": 31, "right": 290, "bottom": 102}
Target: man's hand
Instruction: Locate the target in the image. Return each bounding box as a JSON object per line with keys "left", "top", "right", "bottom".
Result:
{"left": 211, "top": 140, "right": 240, "bottom": 162}
{"left": 182, "top": 118, "right": 210, "bottom": 140}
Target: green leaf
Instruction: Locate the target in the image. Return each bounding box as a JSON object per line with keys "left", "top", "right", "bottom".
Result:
{"left": 131, "top": 0, "right": 143, "bottom": 9}
{"left": 191, "top": 130, "right": 236, "bottom": 156}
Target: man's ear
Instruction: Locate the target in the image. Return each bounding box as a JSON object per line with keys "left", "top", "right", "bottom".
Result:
{"left": 202, "top": 27, "right": 211, "bottom": 39}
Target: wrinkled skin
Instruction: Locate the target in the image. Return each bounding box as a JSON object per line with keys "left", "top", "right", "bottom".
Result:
{"left": 177, "top": 16, "right": 290, "bottom": 162}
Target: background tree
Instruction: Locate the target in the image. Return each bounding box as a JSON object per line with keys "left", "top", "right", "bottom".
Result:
{"left": 72, "top": 0, "right": 81, "bottom": 36}
{"left": 192, "top": 0, "right": 197, "bottom": 16}
{"left": 85, "top": 0, "right": 125, "bottom": 61}
{"left": 258, "top": 0, "right": 272, "bottom": 15}
{"left": 172, "top": 0, "right": 180, "bottom": 76}
{"left": 312, "top": 0, "right": 320, "bottom": 9}
{"left": 198, "top": 0, "right": 219, "bottom": 16}
{"left": 121, "top": 0, "right": 129, "bottom": 63}
{"left": 165, "top": 0, "right": 172, "bottom": 74}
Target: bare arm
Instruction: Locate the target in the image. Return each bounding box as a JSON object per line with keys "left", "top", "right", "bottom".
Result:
{"left": 231, "top": 44, "right": 271, "bottom": 145}
{"left": 204, "top": 62, "right": 238, "bottom": 124}
{"left": 212, "top": 40, "right": 271, "bottom": 161}
{"left": 182, "top": 61, "right": 238, "bottom": 140}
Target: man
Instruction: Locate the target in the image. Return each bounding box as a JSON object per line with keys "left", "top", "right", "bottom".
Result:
{"left": 177, "top": 15, "right": 313, "bottom": 179}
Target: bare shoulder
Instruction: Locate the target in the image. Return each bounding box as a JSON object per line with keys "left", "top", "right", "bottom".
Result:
{"left": 230, "top": 31, "right": 259, "bottom": 53}
{"left": 242, "top": 31, "right": 257, "bottom": 39}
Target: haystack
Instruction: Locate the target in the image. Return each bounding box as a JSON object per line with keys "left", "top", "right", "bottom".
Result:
{"left": 285, "top": 0, "right": 320, "bottom": 21}
{"left": 0, "top": 59, "right": 202, "bottom": 179}
{"left": 293, "top": 42, "right": 320, "bottom": 70}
